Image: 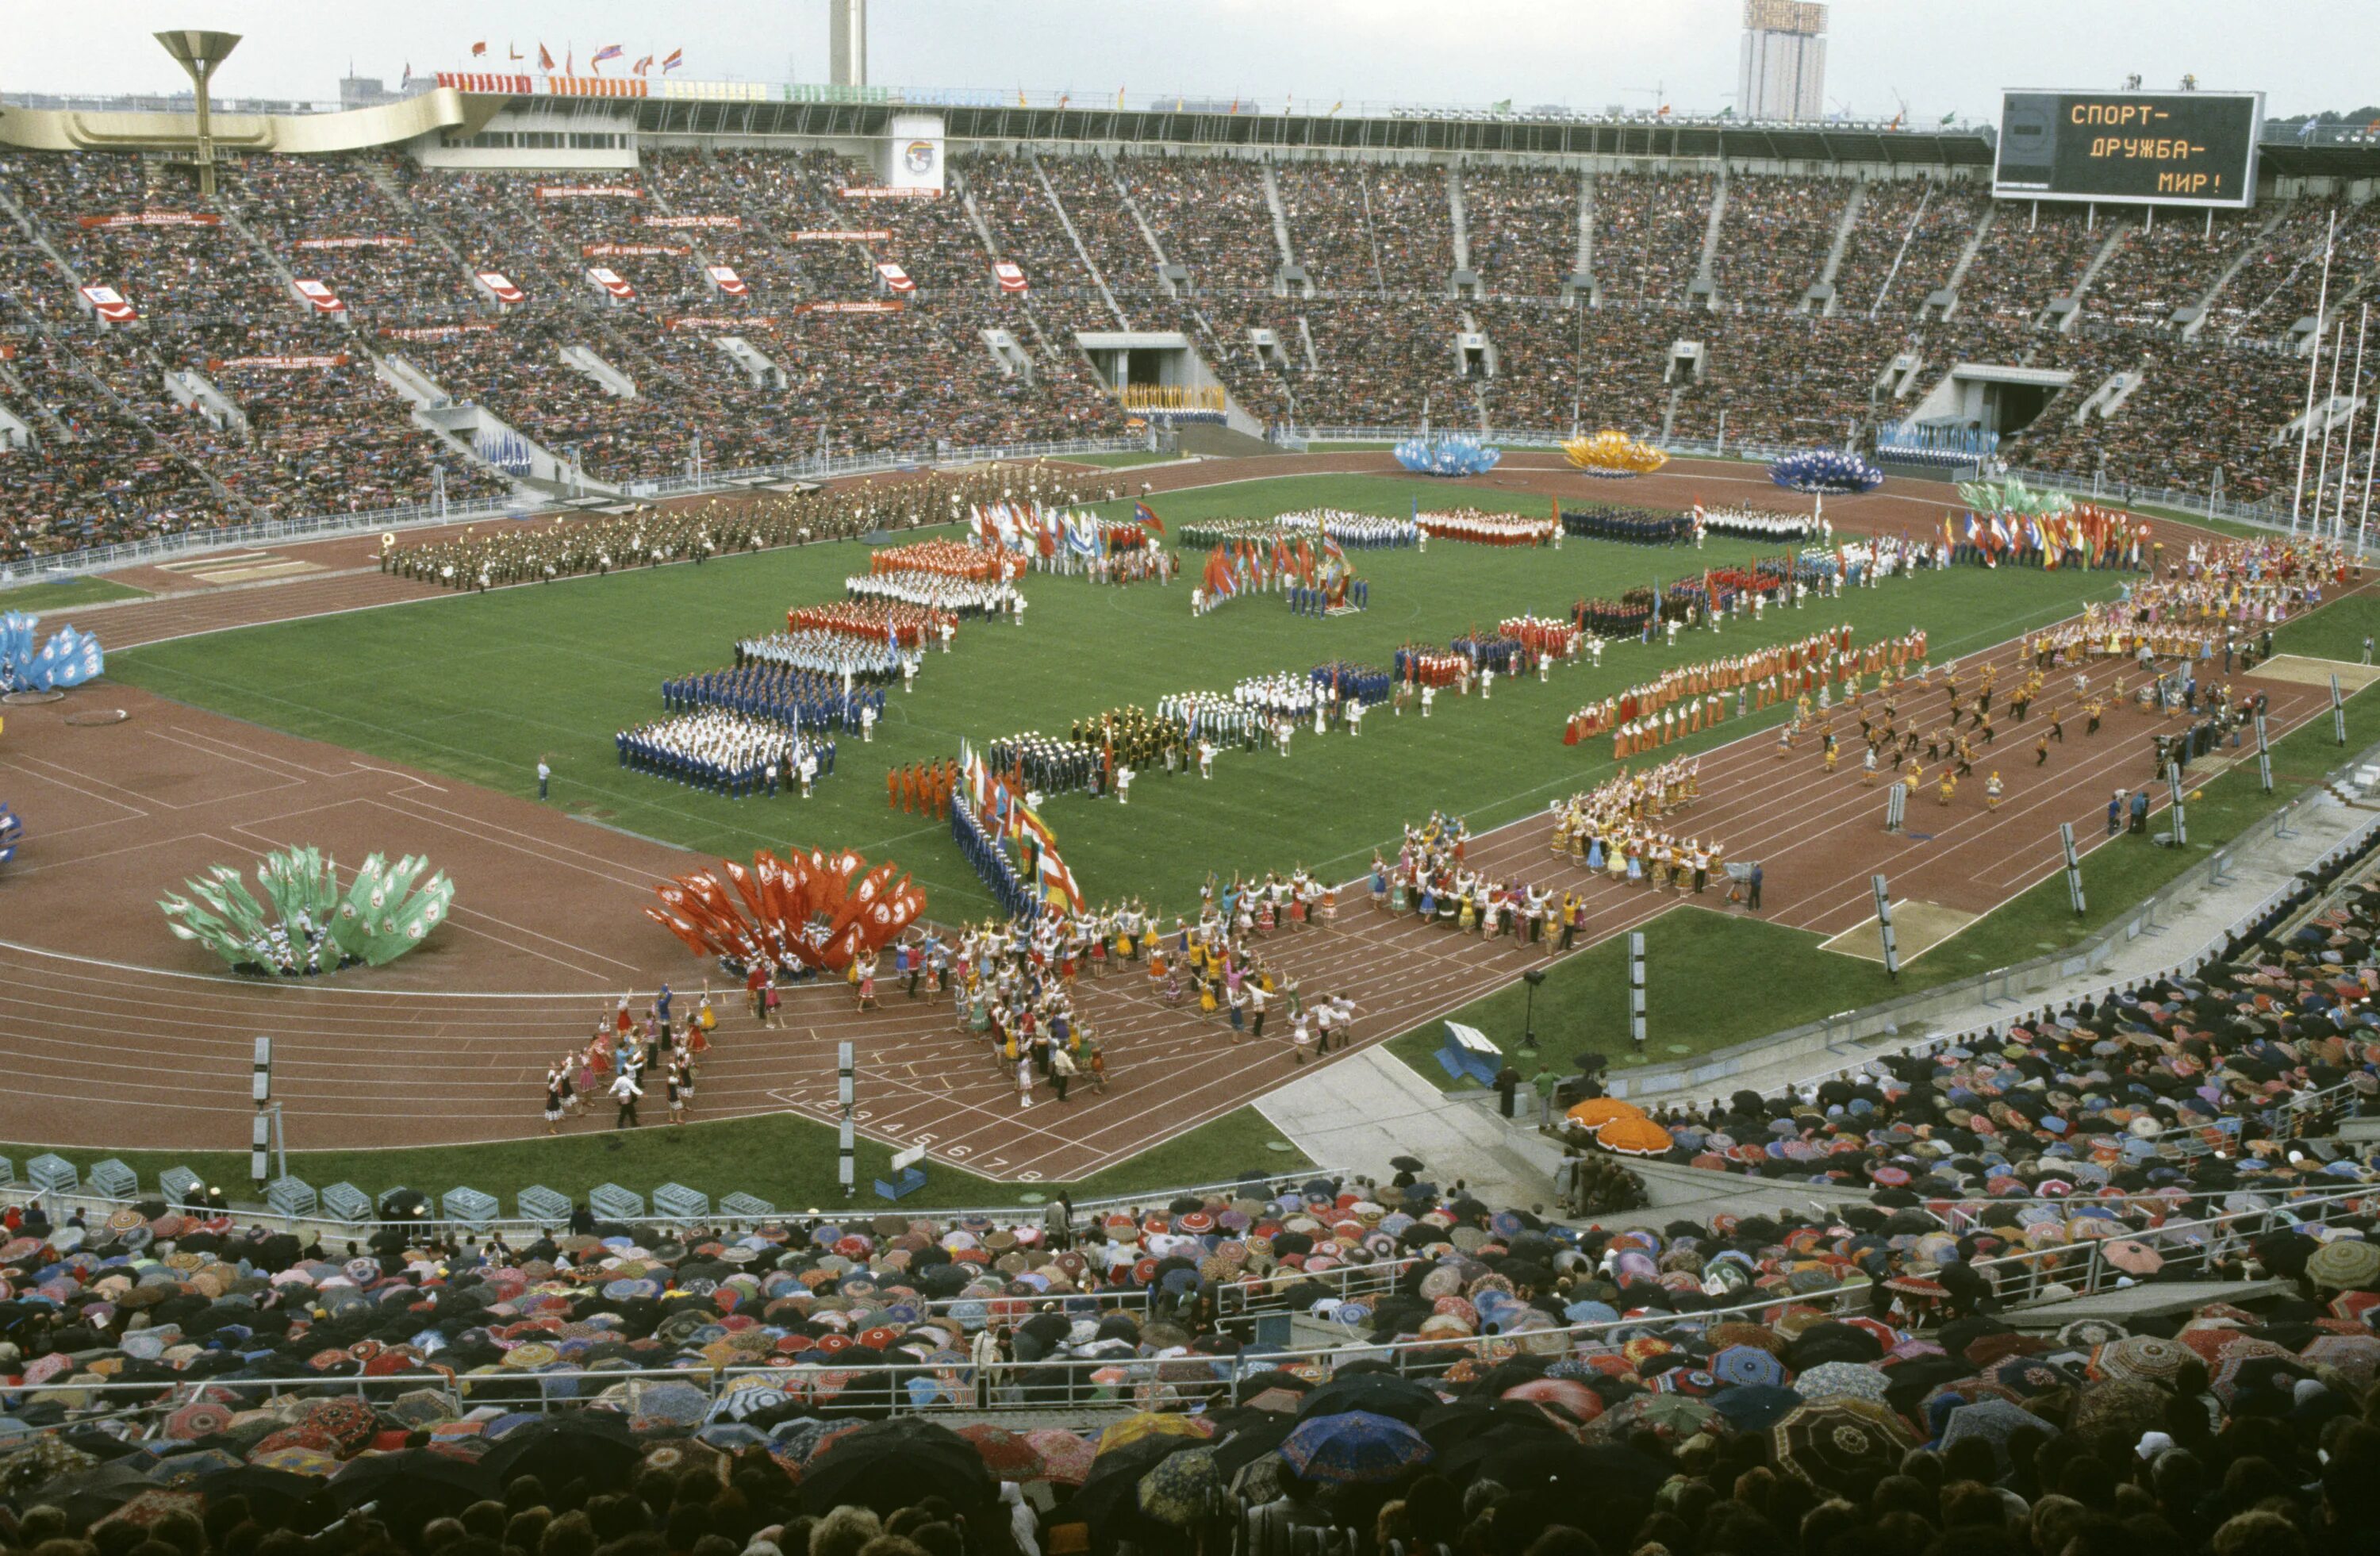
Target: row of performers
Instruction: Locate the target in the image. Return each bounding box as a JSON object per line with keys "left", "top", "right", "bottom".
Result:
{"left": 1563, "top": 627, "right": 1929, "bottom": 750}
{"left": 615, "top": 709, "right": 835, "bottom": 797}
{"left": 662, "top": 663, "right": 884, "bottom": 733}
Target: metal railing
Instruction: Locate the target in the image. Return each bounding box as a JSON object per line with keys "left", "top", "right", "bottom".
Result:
{"left": 0, "top": 433, "right": 1161, "bottom": 591}
{"left": 1958, "top": 1185, "right": 2371, "bottom": 1307}
{"left": 1604, "top": 733, "right": 2380, "bottom": 1108}
{"left": 0, "top": 1166, "right": 1350, "bottom": 1247}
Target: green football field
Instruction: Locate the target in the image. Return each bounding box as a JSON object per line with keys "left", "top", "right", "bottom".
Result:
{"left": 115, "top": 472, "right": 2140, "bottom": 920}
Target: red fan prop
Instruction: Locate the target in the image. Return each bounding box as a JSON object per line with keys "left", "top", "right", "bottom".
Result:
{"left": 646, "top": 848, "right": 925, "bottom": 973}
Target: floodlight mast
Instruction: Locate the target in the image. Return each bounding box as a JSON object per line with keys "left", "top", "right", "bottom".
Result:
{"left": 153, "top": 30, "right": 241, "bottom": 198}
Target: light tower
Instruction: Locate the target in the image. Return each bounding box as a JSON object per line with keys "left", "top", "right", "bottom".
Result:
{"left": 154, "top": 29, "right": 241, "bottom": 198}
{"left": 830, "top": 0, "right": 866, "bottom": 87}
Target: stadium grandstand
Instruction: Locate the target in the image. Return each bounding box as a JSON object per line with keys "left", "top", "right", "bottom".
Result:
{"left": 6, "top": 35, "right": 2380, "bottom": 567}
{"left": 2, "top": 10, "right": 2380, "bottom": 1556}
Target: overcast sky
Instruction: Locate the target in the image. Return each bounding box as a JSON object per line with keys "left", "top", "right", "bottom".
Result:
{"left": 9, "top": 1, "right": 2372, "bottom": 121}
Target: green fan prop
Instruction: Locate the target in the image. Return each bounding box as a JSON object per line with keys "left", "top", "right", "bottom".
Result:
{"left": 159, "top": 846, "right": 455, "bottom": 976}
{"left": 1955, "top": 474, "right": 2074, "bottom": 521}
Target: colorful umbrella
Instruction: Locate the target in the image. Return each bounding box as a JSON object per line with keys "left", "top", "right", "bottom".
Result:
{"left": 1279, "top": 1410, "right": 1434, "bottom": 1485}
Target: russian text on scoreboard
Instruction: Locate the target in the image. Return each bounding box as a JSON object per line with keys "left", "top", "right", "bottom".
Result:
{"left": 1993, "top": 90, "right": 2263, "bottom": 209}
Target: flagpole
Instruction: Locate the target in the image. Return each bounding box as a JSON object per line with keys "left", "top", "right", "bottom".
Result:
{"left": 2313, "top": 320, "right": 2346, "bottom": 541}
{"left": 2290, "top": 211, "right": 2336, "bottom": 532}
{"left": 2361, "top": 366, "right": 2380, "bottom": 558}
{"left": 2335, "top": 303, "right": 2369, "bottom": 544}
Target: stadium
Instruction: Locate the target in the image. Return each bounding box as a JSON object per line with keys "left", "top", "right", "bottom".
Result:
{"left": 2, "top": 0, "right": 2380, "bottom": 1549}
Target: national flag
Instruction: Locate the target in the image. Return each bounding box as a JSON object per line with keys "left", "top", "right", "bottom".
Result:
{"left": 1330, "top": 101, "right": 1342, "bottom": 115}
{"left": 509, "top": 43, "right": 524, "bottom": 60}
{"left": 1940, "top": 110, "right": 1958, "bottom": 125}
{"left": 1115, "top": 86, "right": 1125, "bottom": 109}
{"left": 634, "top": 55, "right": 654, "bottom": 76}
{"left": 1656, "top": 103, "right": 1671, "bottom": 117}
{"left": 1229, "top": 97, "right": 1241, "bottom": 115}
{"left": 1132, "top": 500, "right": 1164, "bottom": 535}
{"left": 1717, "top": 106, "right": 1734, "bottom": 120}
{"left": 565, "top": 48, "right": 573, "bottom": 73}
{"left": 1017, "top": 86, "right": 1028, "bottom": 107}
{"left": 590, "top": 44, "right": 624, "bottom": 70}
{"left": 538, "top": 43, "right": 555, "bottom": 71}
{"left": 1037, "top": 845, "right": 1084, "bottom": 912}
{"left": 470, "top": 40, "right": 487, "bottom": 56}
{"left": 1888, "top": 112, "right": 1904, "bottom": 131}
{"left": 1058, "top": 94, "right": 1069, "bottom": 109}
{"left": 662, "top": 48, "right": 683, "bottom": 72}
{"left": 402, "top": 61, "right": 413, "bottom": 83}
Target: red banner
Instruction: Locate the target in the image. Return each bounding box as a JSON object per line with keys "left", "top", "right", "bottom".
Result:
{"left": 543, "top": 76, "right": 648, "bottom": 98}
{"left": 78, "top": 283, "right": 137, "bottom": 323}
{"left": 535, "top": 184, "right": 642, "bottom": 199}
{"left": 876, "top": 262, "right": 916, "bottom": 294}
{"left": 643, "top": 213, "right": 742, "bottom": 229}
{"left": 582, "top": 242, "right": 689, "bottom": 257}
{"left": 793, "top": 299, "right": 904, "bottom": 315}
{"left": 77, "top": 212, "right": 220, "bottom": 229}
{"left": 290, "top": 278, "right": 345, "bottom": 314}
{"left": 666, "top": 315, "right": 778, "bottom": 331}
{"left": 793, "top": 229, "right": 890, "bottom": 241}
{"left": 294, "top": 236, "right": 416, "bottom": 250}
{"left": 704, "top": 264, "right": 748, "bottom": 297}
{"left": 992, "top": 261, "right": 1027, "bottom": 294}
{"left": 379, "top": 323, "right": 498, "bottom": 340}
{"left": 436, "top": 71, "right": 533, "bottom": 94}
{"left": 586, "top": 266, "right": 636, "bottom": 300}
{"left": 209, "top": 354, "right": 351, "bottom": 370}
{"left": 838, "top": 186, "right": 940, "bottom": 199}
{"left": 475, "top": 271, "right": 525, "bottom": 304}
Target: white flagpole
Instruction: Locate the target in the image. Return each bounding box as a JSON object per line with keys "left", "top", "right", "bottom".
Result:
{"left": 2313, "top": 321, "right": 2345, "bottom": 540}
{"left": 2361, "top": 378, "right": 2379, "bottom": 558}
{"left": 2290, "top": 211, "right": 2336, "bottom": 532}
{"left": 2335, "top": 304, "right": 2369, "bottom": 544}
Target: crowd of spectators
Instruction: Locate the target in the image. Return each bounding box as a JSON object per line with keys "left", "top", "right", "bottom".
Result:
{"left": 1958, "top": 206, "right": 2106, "bottom": 320}
{"left": 1365, "top": 163, "right": 1457, "bottom": 294}
{"left": 1831, "top": 182, "right": 1990, "bottom": 320}
{"left": 2079, "top": 211, "right": 2260, "bottom": 330}
{"left": 1035, "top": 158, "right": 1158, "bottom": 302}
{"left": 2221, "top": 198, "right": 2378, "bottom": 344}
{"left": 950, "top": 152, "right": 1123, "bottom": 347}
{"left": 1679, "top": 316, "right": 1910, "bottom": 448}
{"left": 232, "top": 155, "right": 482, "bottom": 324}
{"left": 1711, "top": 175, "right": 1852, "bottom": 311}
{"left": 1591, "top": 171, "right": 1715, "bottom": 305}
{"left": 1464, "top": 166, "right": 1583, "bottom": 300}
{"left": 1120, "top": 156, "right": 1281, "bottom": 294}
{"left": 2009, "top": 334, "right": 2310, "bottom": 499}
{"left": 1276, "top": 163, "right": 1389, "bottom": 293}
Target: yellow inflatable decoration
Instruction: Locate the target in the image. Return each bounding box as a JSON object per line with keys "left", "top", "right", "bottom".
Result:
{"left": 1562, "top": 429, "right": 1668, "bottom": 477}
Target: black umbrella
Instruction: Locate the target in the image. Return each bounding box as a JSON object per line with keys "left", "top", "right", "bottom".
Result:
{"left": 1389, "top": 1156, "right": 1426, "bottom": 1173}
{"left": 1298, "top": 1371, "right": 1442, "bottom": 1425}
{"left": 798, "top": 1418, "right": 992, "bottom": 1514}
{"left": 195, "top": 1466, "right": 333, "bottom": 1511}
{"left": 325, "top": 1450, "right": 497, "bottom": 1515}
{"left": 478, "top": 1414, "right": 640, "bottom": 1489}
{"left": 33, "top": 1462, "right": 155, "bottom": 1529}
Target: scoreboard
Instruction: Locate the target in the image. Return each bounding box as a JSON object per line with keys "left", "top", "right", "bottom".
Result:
{"left": 1994, "top": 90, "right": 2263, "bottom": 209}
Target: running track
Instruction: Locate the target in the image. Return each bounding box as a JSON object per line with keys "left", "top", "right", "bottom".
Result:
{"left": 0, "top": 456, "right": 2363, "bottom": 1179}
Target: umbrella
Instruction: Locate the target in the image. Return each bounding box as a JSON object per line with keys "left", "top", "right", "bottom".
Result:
{"left": 956, "top": 1423, "right": 1046, "bottom": 1481}
{"left": 1097, "top": 1413, "right": 1214, "bottom": 1456}
{"left": 1297, "top": 1372, "right": 1442, "bottom": 1425}
{"left": 2100, "top": 1239, "right": 2163, "bottom": 1277}
{"left": 1937, "top": 1398, "right": 2056, "bottom": 1476}
{"left": 1136, "top": 1447, "right": 1220, "bottom": 1527}
{"left": 1565, "top": 1099, "right": 1645, "bottom": 1130}
{"left": 1794, "top": 1361, "right": 1887, "bottom": 1406}
{"left": 1599, "top": 1117, "right": 1674, "bottom": 1157}
{"left": 194, "top": 1466, "right": 332, "bottom": 1510}
{"left": 1771, "top": 1399, "right": 1914, "bottom": 1496}
{"left": 1389, "top": 1156, "right": 1426, "bottom": 1173}
{"left": 1023, "top": 1430, "right": 1096, "bottom": 1486}
{"left": 35, "top": 1462, "right": 157, "bottom": 1530}
{"left": 801, "top": 1419, "right": 993, "bottom": 1514}
{"left": 479, "top": 1415, "right": 641, "bottom": 1489}
{"left": 324, "top": 1451, "right": 497, "bottom": 1517}
{"left": 2307, "top": 1239, "right": 2380, "bottom": 1292}
{"left": 1279, "top": 1411, "right": 1434, "bottom": 1486}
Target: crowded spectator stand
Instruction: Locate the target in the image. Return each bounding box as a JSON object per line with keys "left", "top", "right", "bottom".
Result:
{"left": 1560, "top": 504, "right": 1695, "bottom": 546}
{"left": 647, "top": 847, "right": 923, "bottom": 978}
{"left": 1415, "top": 508, "right": 1557, "bottom": 547}
{"left": 1564, "top": 428, "right": 1669, "bottom": 476}
{"left": 1392, "top": 432, "right": 1503, "bottom": 476}
{"left": 1771, "top": 448, "right": 1887, "bottom": 495}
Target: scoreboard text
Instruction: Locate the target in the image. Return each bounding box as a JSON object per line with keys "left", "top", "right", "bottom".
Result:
{"left": 1994, "top": 90, "right": 2262, "bottom": 209}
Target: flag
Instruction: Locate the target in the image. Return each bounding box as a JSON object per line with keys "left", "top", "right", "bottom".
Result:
{"left": 1940, "top": 110, "right": 1958, "bottom": 125}
{"left": 663, "top": 48, "right": 683, "bottom": 71}
{"left": 1490, "top": 98, "right": 1512, "bottom": 113}
{"left": 1888, "top": 112, "right": 1903, "bottom": 131}
{"left": 634, "top": 55, "right": 654, "bottom": 76}
{"left": 565, "top": 48, "right": 573, "bottom": 73}
{"left": 402, "top": 61, "right": 413, "bottom": 83}
{"left": 509, "top": 42, "right": 524, "bottom": 60}
{"left": 1018, "top": 86, "right": 1028, "bottom": 106}
{"left": 1133, "top": 500, "right": 1164, "bottom": 534}
{"left": 470, "top": 40, "right": 486, "bottom": 56}
{"left": 1058, "top": 94, "right": 1069, "bottom": 109}
{"left": 1718, "top": 106, "right": 1734, "bottom": 120}
{"left": 1229, "top": 97, "right": 1240, "bottom": 115}
{"left": 538, "top": 42, "right": 555, "bottom": 71}
{"left": 591, "top": 43, "right": 624, "bottom": 69}
{"left": 1115, "top": 86, "right": 1125, "bottom": 109}
{"left": 1656, "top": 103, "right": 1671, "bottom": 117}
{"left": 1038, "top": 844, "right": 1084, "bottom": 912}
{"left": 1330, "top": 100, "right": 1342, "bottom": 115}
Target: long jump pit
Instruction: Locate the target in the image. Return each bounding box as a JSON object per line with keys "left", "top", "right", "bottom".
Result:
{"left": 2247, "top": 655, "right": 2380, "bottom": 694}
{"left": 1819, "top": 900, "right": 1979, "bottom": 966}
